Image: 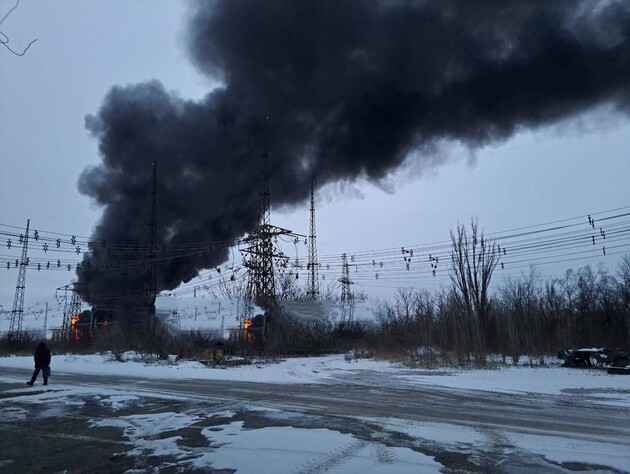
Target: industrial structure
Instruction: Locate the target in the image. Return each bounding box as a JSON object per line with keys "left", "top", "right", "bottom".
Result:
{"left": 338, "top": 253, "right": 355, "bottom": 330}
{"left": 239, "top": 126, "right": 306, "bottom": 339}
{"left": 56, "top": 283, "right": 83, "bottom": 343}
{"left": 307, "top": 181, "right": 320, "bottom": 300}
{"left": 8, "top": 219, "right": 30, "bottom": 341}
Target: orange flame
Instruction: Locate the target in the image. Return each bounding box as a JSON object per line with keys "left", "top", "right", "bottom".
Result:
{"left": 70, "top": 314, "right": 80, "bottom": 340}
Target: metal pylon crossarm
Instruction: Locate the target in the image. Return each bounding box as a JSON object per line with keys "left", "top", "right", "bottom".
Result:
{"left": 240, "top": 223, "right": 304, "bottom": 308}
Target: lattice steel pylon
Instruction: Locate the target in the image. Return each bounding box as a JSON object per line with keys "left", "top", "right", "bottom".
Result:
{"left": 8, "top": 219, "right": 30, "bottom": 341}
{"left": 307, "top": 181, "right": 320, "bottom": 300}
{"left": 241, "top": 122, "right": 299, "bottom": 310}
{"left": 58, "top": 283, "right": 81, "bottom": 344}
{"left": 242, "top": 225, "right": 292, "bottom": 307}
{"left": 338, "top": 253, "right": 354, "bottom": 329}
{"left": 243, "top": 132, "right": 277, "bottom": 307}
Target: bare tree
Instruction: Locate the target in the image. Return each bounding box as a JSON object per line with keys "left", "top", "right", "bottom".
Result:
{"left": 449, "top": 219, "right": 499, "bottom": 361}
{"left": 498, "top": 266, "right": 542, "bottom": 363}
{"left": 0, "top": 0, "right": 37, "bottom": 56}
{"left": 618, "top": 254, "right": 630, "bottom": 310}
{"left": 276, "top": 273, "right": 306, "bottom": 300}
{"left": 540, "top": 278, "right": 572, "bottom": 350}
{"left": 205, "top": 275, "right": 246, "bottom": 299}
{"left": 321, "top": 281, "right": 340, "bottom": 300}
{"left": 618, "top": 254, "right": 630, "bottom": 347}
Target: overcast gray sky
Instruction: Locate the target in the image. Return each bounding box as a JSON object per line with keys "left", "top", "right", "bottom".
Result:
{"left": 1, "top": 1, "right": 629, "bottom": 312}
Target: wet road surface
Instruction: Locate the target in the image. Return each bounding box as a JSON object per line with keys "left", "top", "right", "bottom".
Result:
{"left": 1, "top": 367, "right": 628, "bottom": 473}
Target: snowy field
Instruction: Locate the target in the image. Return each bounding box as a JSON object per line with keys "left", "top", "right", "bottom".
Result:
{"left": 1, "top": 353, "right": 630, "bottom": 472}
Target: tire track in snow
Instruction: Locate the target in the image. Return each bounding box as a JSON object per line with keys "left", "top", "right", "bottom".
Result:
{"left": 372, "top": 443, "right": 397, "bottom": 465}
{"left": 297, "top": 439, "right": 367, "bottom": 474}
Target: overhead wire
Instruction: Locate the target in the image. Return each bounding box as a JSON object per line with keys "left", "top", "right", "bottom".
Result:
{"left": 2, "top": 205, "right": 629, "bottom": 309}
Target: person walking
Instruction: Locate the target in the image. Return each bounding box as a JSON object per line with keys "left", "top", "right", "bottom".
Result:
{"left": 26, "top": 342, "right": 51, "bottom": 386}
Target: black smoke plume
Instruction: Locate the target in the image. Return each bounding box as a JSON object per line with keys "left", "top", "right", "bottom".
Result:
{"left": 77, "top": 0, "right": 630, "bottom": 306}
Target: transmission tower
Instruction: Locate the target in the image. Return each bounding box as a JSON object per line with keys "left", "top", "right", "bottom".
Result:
{"left": 242, "top": 225, "right": 292, "bottom": 308}
{"left": 249, "top": 139, "right": 275, "bottom": 303}
{"left": 241, "top": 119, "right": 300, "bottom": 310}
{"left": 338, "top": 253, "right": 354, "bottom": 330}
{"left": 8, "top": 219, "right": 30, "bottom": 341}
{"left": 57, "top": 283, "right": 82, "bottom": 344}
{"left": 307, "top": 181, "right": 320, "bottom": 300}
{"left": 242, "top": 135, "right": 292, "bottom": 308}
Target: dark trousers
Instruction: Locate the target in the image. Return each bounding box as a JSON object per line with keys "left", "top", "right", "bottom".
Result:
{"left": 29, "top": 367, "right": 49, "bottom": 385}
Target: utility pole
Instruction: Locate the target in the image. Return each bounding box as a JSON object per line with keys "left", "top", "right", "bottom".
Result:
{"left": 219, "top": 301, "right": 224, "bottom": 339}
{"left": 9, "top": 219, "right": 30, "bottom": 341}
{"left": 42, "top": 302, "right": 48, "bottom": 340}
{"left": 307, "top": 181, "right": 320, "bottom": 300}
{"left": 133, "top": 162, "right": 158, "bottom": 329}
{"left": 146, "top": 161, "right": 158, "bottom": 308}
{"left": 89, "top": 306, "right": 94, "bottom": 338}
{"left": 121, "top": 240, "right": 129, "bottom": 327}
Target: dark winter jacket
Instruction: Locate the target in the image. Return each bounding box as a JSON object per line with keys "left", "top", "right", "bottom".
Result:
{"left": 34, "top": 342, "right": 51, "bottom": 369}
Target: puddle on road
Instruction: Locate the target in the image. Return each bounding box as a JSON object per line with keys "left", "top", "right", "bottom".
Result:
{"left": 1, "top": 385, "right": 626, "bottom": 473}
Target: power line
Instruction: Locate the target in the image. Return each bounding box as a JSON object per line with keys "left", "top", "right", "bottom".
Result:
{"left": 3, "top": 205, "right": 629, "bottom": 310}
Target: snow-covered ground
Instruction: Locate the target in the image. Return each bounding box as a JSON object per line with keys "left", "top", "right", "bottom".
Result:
{"left": 1, "top": 353, "right": 629, "bottom": 473}
{"left": 1, "top": 352, "right": 628, "bottom": 398}
{"left": 0, "top": 352, "right": 396, "bottom": 384}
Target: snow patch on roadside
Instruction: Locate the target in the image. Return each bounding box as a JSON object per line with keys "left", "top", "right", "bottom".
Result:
{"left": 396, "top": 366, "right": 630, "bottom": 397}
{"left": 362, "top": 417, "right": 485, "bottom": 449}
{"left": 89, "top": 412, "right": 202, "bottom": 458}
{"left": 0, "top": 380, "right": 187, "bottom": 411}
{"left": 194, "top": 421, "right": 443, "bottom": 473}
{"left": 99, "top": 394, "right": 140, "bottom": 411}
{"left": 504, "top": 432, "right": 630, "bottom": 472}
{"left": 82, "top": 408, "right": 444, "bottom": 473}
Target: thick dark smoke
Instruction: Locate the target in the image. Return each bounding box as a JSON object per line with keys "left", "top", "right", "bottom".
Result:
{"left": 77, "top": 0, "right": 630, "bottom": 306}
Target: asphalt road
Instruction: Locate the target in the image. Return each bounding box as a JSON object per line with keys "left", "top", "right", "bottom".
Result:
{"left": 1, "top": 367, "right": 629, "bottom": 473}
